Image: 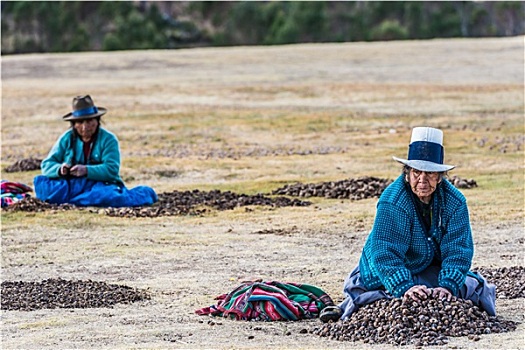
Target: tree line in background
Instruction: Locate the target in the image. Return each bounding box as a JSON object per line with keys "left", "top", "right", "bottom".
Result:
{"left": 1, "top": 1, "right": 523, "bottom": 54}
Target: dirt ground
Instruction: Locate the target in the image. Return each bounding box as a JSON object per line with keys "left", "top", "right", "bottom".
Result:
{"left": 1, "top": 37, "right": 524, "bottom": 349}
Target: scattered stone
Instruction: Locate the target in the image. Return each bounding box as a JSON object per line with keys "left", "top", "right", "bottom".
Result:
{"left": 312, "top": 295, "right": 518, "bottom": 346}
{"left": 272, "top": 177, "right": 393, "bottom": 200}
{"left": 473, "top": 266, "right": 525, "bottom": 299}
{"left": 3, "top": 157, "right": 42, "bottom": 173}
{"left": 1, "top": 278, "right": 150, "bottom": 311}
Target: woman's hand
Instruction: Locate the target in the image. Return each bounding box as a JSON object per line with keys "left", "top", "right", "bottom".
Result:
{"left": 403, "top": 285, "right": 431, "bottom": 302}
{"left": 70, "top": 165, "right": 87, "bottom": 177}
{"left": 60, "top": 163, "right": 71, "bottom": 176}
{"left": 431, "top": 287, "right": 452, "bottom": 301}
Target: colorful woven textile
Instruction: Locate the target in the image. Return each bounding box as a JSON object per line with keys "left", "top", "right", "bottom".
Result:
{"left": 195, "top": 280, "right": 334, "bottom": 321}
{"left": 1, "top": 180, "right": 33, "bottom": 207}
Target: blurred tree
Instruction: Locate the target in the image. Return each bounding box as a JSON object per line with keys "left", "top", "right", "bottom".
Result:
{"left": 345, "top": 2, "right": 373, "bottom": 41}
{"left": 404, "top": 2, "right": 425, "bottom": 38}
{"left": 197, "top": 2, "right": 329, "bottom": 45}
{"left": 370, "top": 19, "right": 409, "bottom": 41}
{"left": 469, "top": 5, "right": 490, "bottom": 37}
{"left": 265, "top": 3, "right": 299, "bottom": 44}
{"left": 1, "top": 1, "right": 523, "bottom": 54}
{"left": 292, "top": 1, "right": 328, "bottom": 42}
{"left": 458, "top": 1, "right": 471, "bottom": 36}
{"left": 225, "top": 1, "right": 269, "bottom": 44}
{"left": 426, "top": 2, "right": 462, "bottom": 38}
{"left": 103, "top": 8, "right": 168, "bottom": 50}
{"left": 495, "top": 1, "right": 524, "bottom": 36}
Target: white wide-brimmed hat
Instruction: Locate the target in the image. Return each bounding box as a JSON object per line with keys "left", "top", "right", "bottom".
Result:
{"left": 393, "top": 127, "right": 455, "bottom": 172}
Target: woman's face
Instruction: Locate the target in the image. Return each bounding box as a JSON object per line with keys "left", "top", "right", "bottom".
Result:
{"left": 407, "top": 168, "right": 441, "bottom": 203}
{"left": 73, "top": 118, "right": 99, "bottom": 142}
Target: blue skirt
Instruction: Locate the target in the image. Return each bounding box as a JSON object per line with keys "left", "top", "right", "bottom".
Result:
{"left": 34, "top": 175, "right": 158, "bottom": 208}
{"left": 339, "top": 264, "right": 496, "bottom": 319}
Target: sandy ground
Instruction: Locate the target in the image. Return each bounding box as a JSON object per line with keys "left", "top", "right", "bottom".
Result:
{"left": 1, "top": 37, "right": 524, "bottom": 349}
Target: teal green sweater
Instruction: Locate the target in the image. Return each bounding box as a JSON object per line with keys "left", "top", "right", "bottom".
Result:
{"left": 358, "top": 175, "right": 474, "bottom": 297}
{"left": 41, "top": 127, "right": 124, "bottom": 185}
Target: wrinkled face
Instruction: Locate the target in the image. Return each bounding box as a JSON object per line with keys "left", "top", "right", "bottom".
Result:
{"left": 408, "top": 168, "right": 441, "bottom": 203}
{"left": 73, "top": 118, "right": 99, "bottom": 141}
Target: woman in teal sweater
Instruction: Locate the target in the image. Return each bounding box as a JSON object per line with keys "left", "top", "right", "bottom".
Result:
{"left": 320, "top": 127, "right": 496, "bottom": 322}
{"left": 34, "top": 95, "right": 157, "bottom": 207}
{"left": 40, "top": 121, "right": 123, "bottom": 184}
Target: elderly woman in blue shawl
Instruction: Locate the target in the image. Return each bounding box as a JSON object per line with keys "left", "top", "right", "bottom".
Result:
{"left": 320, "top": 127, "right": 496, "bottom": 322}
{"left": 34, "top": 95, "right": 157, "bottom": 207}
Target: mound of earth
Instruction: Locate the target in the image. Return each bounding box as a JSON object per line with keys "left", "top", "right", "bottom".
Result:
{"left": 272, "top": 177, "right": 393, "bottom": 200}
{"left": 3, "top": 158, "right": 42, "bottom": 173}
{"left": 3, "top": 190, "right": 311, "bottom": 217}
{"left": 449, "top": 175, "right": 478, "bottom": 189}
{"left": 102, "top": 189, "right": 311, "bottom": 217}
{"left": 1, "top": 278, "right": 150, "bottom": 311}
{"left": 312, "top": 295, "right": 518, "bottom": 346}
{"left": 272, "top": 175, "right": 478, "bottom": 200}
{"left": 2, "top": 196, "right": 76, "bottom": 212}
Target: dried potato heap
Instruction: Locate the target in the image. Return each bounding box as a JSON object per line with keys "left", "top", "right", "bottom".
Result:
{"left": 103, "top": 189, "right": 311, "bottom": 217}
{"left": 3, "top": 157, "right": 42, "bottom": 173}
{"left": 474, "top": 266, "right": 525, "bottom": 299}
{"left": 1, "top": 278, "right": 150, "bottom": 311}
{"left": 272, "top": 176, "right": 393, "bottom": 200}
{"left": 312, "top": 295, "right": 518, "bottom": 346}
{"left": 3, "top": 190, "right": 311, "bottom": 217}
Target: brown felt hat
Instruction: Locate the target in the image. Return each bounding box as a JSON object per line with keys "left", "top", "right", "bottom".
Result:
{"left": 62, "top": 95, "right": 107, "bottom": 121}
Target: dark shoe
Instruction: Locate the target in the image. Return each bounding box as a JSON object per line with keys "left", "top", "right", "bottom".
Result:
{"left": 319, "top": 305, "right": 342, "bottom": 323}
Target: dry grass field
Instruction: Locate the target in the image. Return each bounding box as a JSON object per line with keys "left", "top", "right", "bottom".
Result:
{"left": 1, "top": 36, "right": 524, "bottom": 349}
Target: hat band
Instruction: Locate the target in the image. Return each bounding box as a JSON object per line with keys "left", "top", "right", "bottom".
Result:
{"left": 408, "top": 141, "right": 444, "bottom": 164}
{"left": 72, "top": 106, "right": 98, "bottom": 117}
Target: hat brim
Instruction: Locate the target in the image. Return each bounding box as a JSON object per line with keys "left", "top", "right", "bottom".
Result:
{"left": 62, "top": 107, "right": 107, "bottom": 121}
{"left": 392, "top": 156, "right": 455, "bottom": 172}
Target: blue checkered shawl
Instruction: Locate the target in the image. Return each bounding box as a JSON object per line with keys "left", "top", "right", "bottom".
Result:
{"left": 359, "top": 175, "right": 473, "bottom": 297}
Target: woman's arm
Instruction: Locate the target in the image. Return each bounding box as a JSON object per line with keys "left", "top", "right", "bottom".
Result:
{"left": 41, "top": 132, "right": 71, "bottom": 178}
{"left": 438, "top": 201, "right": 474, "bottom": 295}
{"left": 366, "top": 202, "right": 416, "bottom": 297}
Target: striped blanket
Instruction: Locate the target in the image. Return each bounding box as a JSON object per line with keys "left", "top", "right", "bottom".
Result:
{"left": 195, "top": 280, "right": 334, "bottom": 321}
{"left": 1, "top": 180, "right": 33, "bottom": 207}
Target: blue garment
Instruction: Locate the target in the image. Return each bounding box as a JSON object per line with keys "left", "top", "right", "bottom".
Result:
{"left": 339, "top": 265, "right": 496, "bottom": 319}
{"left": 359, "top": 175, "right": 474, "bottom": 297}
{"left": 34, "top": 176, "right": 157, "bottom": 208}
